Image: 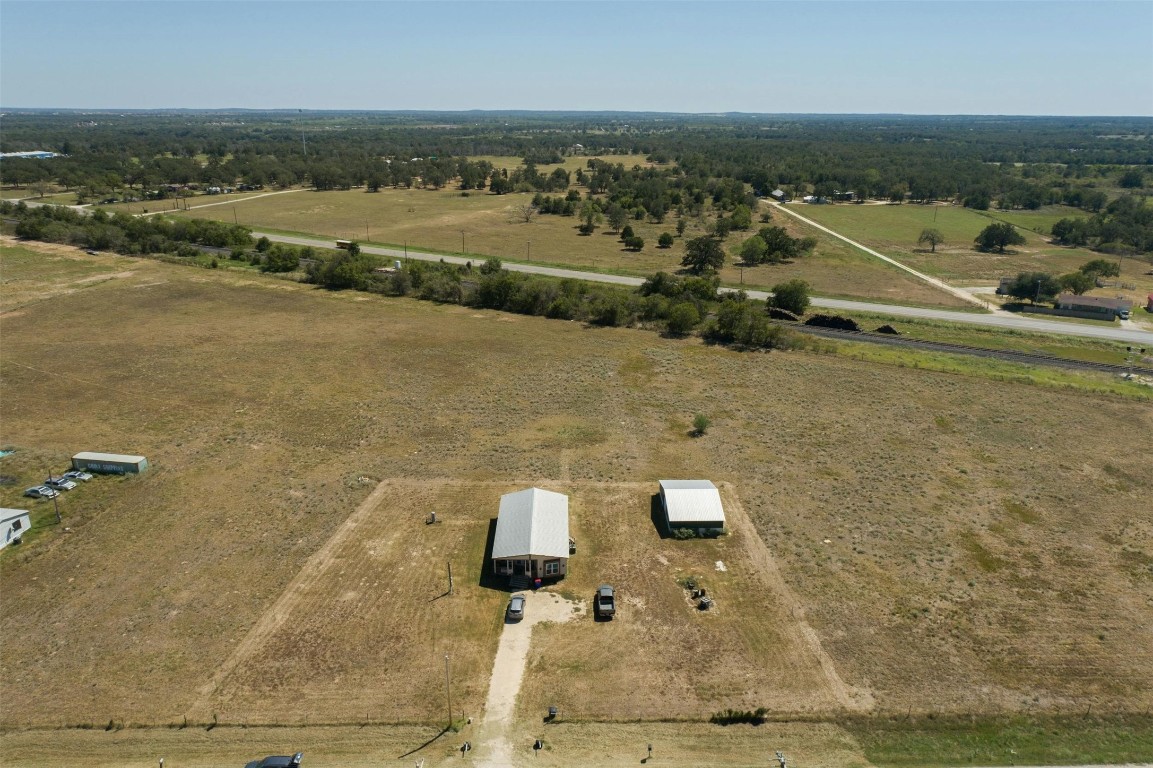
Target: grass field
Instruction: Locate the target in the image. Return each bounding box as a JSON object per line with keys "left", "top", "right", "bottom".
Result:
{"left": 152, "top": 180, "right": 973, "bottom": 308}
{"left": 3, "top": 240, "right": 1152, "bottom": 765}
{"left": 788, "top": 202, "right": 1153, "bottom": 308}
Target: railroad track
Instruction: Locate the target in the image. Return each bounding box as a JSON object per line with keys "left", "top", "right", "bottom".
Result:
{"left": 784, "top": 322, "right": 1151, "bottom": 377}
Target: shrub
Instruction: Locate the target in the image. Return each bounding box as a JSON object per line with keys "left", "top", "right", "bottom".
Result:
{"left": 692, "top": 413, "right": 711, "bottom": 436}
{"left": 710, "top": 708, "right": 768, "bottom": 726}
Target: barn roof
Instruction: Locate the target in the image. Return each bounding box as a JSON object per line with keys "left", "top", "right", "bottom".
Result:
{"left": 659, "top": 479, "right": 726, "bottom": 525}
{"left": 492, "top": 487, "right": 569, "bottom": 560}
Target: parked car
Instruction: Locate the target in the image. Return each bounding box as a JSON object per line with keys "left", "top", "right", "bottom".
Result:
{"left": 244, "top": 753, "right": 302, "bottom": 768}
{"left": 63, "top": 470, "right": 93, "bottom": 482}
{"left": 506, "top": 594, "right": 526, "bottom": 622}
{"left": 24, "top": 486, "right": 59, "bottom": 499}
{"left": 45, "top": 477, "right": 77, "bottom": 491}
{"left": 595, "top": 584, "right": 616, "bottom": 619}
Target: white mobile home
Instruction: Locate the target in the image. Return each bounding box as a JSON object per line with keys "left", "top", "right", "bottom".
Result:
{"left": 1, "top": 508, "right": 32, "bottom": 550}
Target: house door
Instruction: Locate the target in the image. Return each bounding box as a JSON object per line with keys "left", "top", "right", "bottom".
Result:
{"left": 514, "top": 559, "right": 531, "bottom": 575}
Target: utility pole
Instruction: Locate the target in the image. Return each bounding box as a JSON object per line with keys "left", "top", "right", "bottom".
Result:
{"left": 447, "top": 561, "right": 454, "bottom": 595}
{"left": 44, "top": 465, "right": 61, "bottom": 524}
{"left": 444, "top": 655, "right": 453, "bottom": 729}
{"left": 460, "top": 230, "right": 465, "bottom": 254}
{"left": 527, "top": 240, "right": 531, "bottom": 262}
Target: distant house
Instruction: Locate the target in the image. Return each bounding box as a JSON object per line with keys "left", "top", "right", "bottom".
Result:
{"left": 658, "top": 480, "right": 726, "bottom": 536}
{"left": 1, "top": 508, "right": 31, "bottom": 551}
{"left": 0, "top": 151, "right": 59, "bottom": 159}
{"left": 492, "top": 488, "right": 569, "bottom": 580}
{"left": 996, "top": 277, "right": 1014, "bottom": 295}
{"left": 770, "top": 188, "right": 788, "bottom": 202}
{"left": 1055, "top": 294, "right": 1132, "bottom": 319}
{"left": 72, "top": 452, "right": 149, "bottom": 475}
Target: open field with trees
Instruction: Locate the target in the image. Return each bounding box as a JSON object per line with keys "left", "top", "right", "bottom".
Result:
{"left": 2, "top": 239, "right": 1152, "bottom": 765}
{"left": 5, "top": 111, "right": 1150, "bottom": 311}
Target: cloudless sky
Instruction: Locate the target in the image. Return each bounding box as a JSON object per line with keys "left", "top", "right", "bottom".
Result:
{"left": 2, "top": 1, "right": 1151, "bottom": 115}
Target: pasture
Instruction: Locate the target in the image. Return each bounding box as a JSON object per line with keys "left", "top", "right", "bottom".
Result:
{"left": 2, "top": 241, "right": 1152, "bottom": 765}
{"left": 792, "top": 202, "right": 1153, "bottom": 297}
{"left": 156, "top": 180, "right": 973, "bottom": 308}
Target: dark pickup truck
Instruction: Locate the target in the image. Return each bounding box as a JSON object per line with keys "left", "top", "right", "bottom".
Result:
{"left": 245, "top": 753, "right": 302, "bottom": 768}
{"left": 595, "top": 584, "right": 616, "bottom": 619}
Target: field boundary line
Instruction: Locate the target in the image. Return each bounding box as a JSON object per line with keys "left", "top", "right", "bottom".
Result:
{"left": 769, "top": 201, "right": 990, "bottom": 310}
{"left": 722, "top": 482, "right": 874, "bottom": 713}
{"left": 185, "top": 477, "right": 396, "bottom": 720}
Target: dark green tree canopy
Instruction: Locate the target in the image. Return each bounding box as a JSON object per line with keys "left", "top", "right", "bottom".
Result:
{"left": 770, "top": 279, "right": 811, "bottom": 315}
{"left": 681, "top": 236, "right": 725, "bottom": 275}
{"left": 975, "top": 222, "right": 1026, "bottom": 253}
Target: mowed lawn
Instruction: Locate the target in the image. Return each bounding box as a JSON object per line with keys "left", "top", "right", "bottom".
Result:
{"left": 2, "top": 242, "right": 1151, "bottom": 741}
{"left": 790, "top": 202, "right": 1138, "bottom": 285}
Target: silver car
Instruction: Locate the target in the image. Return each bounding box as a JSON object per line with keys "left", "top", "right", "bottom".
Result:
{"left": 506, "top": 594, "right": 526, "bottom": 622}
{"left": 24, "top": 486, "right": 60, "bottom": 499}
{"left": 45, "top": 477, "right": 77, "bottom": 491}
{"left": 63, "top": 470, "right": 93, "bottom": 482}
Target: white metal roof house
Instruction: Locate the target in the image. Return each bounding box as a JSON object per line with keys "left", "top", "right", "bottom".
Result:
{"left": 658, "top": 480, "right": 726, "bottom": 536}
{"left": 492, "top": 487, "right": 570, "bottom": 581}
{"left": 1, "top": 508, "right": 32, "bottom": 551}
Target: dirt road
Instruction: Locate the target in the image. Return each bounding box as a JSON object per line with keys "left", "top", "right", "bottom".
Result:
{"left": 474, "top": 591, "right": 582, "bottom": 767}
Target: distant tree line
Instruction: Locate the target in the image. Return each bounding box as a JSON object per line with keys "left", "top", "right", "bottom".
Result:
{"left": 4, "top": 112, "right": 1148, "bottom": 222}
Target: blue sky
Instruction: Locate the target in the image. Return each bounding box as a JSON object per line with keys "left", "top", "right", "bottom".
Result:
{"left": 2, "top": 1, "right": 1151, "bottom": 115}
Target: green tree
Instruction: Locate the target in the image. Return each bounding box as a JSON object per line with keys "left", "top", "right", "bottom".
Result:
{"left": 1079, "top": 259, "right": 1120, "bottom": 278}
{"left": 666, "top": 302, "right": 700, "bottom": 336}
{"left": 770, "top": 279, "right": 811, "bottom": 315}
{"left": 261, "top": 245, "right": 300, "bottom": 273}
{"left": 658, "top": 232, "right": 674, "bottom": 248}
{"left": 255, "top": 235, "right": 271, "bottom": 252}
{"left": 1119, "top": 169, "right": 1145, "bottom": 189}
{"left": 1007, "top": 271, "right": 1060, "bottom": 304}
{"left": 730, "top": 204, "right": 753, "bottom": 230}
{"left": 1051, "top": 217, "right": 1091, "bottom": 247}
{"left": 1058, "top": 271, "right": 1094, "bottom": 295}
{"left": 620, "top": 224, "right": 635, "bottom": 240}
{"left": 606, "top": 204, "right": 628, "bottom": 232}
{"left": 681, "top": 236, "right": 725, "bottom": 275}
{"left": 737, "top": 235, "right": 768, "bottom": 265}
{"left": 975, "top": 222, "right": 1026, "bottom": 253}
{"left": 676, "top": 219, "right": 687, "bottom": 237}
{"left": 479, "top": 256, "right": 503, "bottom": 275}
{"left": 623, "top": 236, "right": 645, "bottom": 251}
{"left": 917, "top": 228, "right": 945, "bottom": 253}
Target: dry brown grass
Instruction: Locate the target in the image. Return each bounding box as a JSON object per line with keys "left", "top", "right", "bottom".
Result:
{"left": 2, "top": 241, "right": 1151, "bottom": 764}
{"left": 0, "top": 721, "right": 870, "bottom": 767}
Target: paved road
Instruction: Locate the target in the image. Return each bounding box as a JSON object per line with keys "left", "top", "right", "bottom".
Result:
{"left": 256, "top": 231, "right": 1153, "bottom": 346}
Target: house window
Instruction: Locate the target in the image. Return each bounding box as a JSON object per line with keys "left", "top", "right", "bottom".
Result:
{"left": 544, "top": 560, "right": 560, "bottom": 576}
{"left": 11, "top": 519, "right": 21, "bottom": 531}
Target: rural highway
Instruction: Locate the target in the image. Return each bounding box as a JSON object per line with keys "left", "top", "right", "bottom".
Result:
{"left": 255, "top": 231, "right": 1153, "bottom": 346}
